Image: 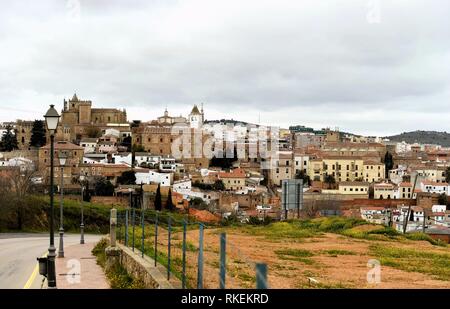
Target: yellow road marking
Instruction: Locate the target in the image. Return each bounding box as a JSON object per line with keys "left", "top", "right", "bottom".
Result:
{"left": 23, "top": 252, "right": 47, "bottom": 289}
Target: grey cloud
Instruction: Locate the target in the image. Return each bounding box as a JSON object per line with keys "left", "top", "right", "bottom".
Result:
{"left": 0, "top": 0, "right": 450, "bottom": 135}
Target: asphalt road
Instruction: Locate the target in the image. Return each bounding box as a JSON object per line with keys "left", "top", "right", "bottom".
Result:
{"left": 0, "top": 233, "right": 102, "bottom": 289}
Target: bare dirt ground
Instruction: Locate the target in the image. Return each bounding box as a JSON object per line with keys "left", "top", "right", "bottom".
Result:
{"left": 158, "top": 227, "right": 450, "bottom": 289}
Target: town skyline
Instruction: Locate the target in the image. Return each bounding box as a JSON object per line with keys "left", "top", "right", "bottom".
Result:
{"left": 0, "top": 94, "right": 448, "bottom": 138}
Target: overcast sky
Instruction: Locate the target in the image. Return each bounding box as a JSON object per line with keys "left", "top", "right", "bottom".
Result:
{"left": 0, "top": 0, "right": 449, "bottom": 136}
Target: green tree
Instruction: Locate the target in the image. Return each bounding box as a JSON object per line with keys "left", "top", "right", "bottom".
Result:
{"left": 1, "top": 125, "right": 18, "bottom": 151}
{"left": 210, "top": 147, "right": 238, "bottom": 169}
{"left": 189, "top": 197, "right": 208, "bottom": 210}
{"left": 29, "top": 120, "right": 47, "bottom": 147}
{"left": 94, "top": 178, "right": 115, "bottom": 196}
{"left": 324, "top": 174, "right": 336, "bottom": 189}
{"left": 121, "top": 136, "right": 132, "bottom": 152}
{"left": 384, "top": 151, "right": 394, "bottom": 178}
{"left": 445, "top": 167, "right": 450, "bottom": 184}
{"left": 116, "top": 170, "right": 136, "bottom": 185}
{"left": 438, "top": 193, "right": 448, "bottom": 206}
{"left": 154, "top": 184, "right": 162, "bottom": 211}
{"left": 295, "top": 170, "right": 311, "bottom": 186}
{"left": 213, "top": 179, "right": 225, "bottom": 191}
{"left": 85, "top": 126, "right": 102, "bottom": 138}
{"left": 165, "top": 188, "right": 174, "bottom": 211}
{"left": 132, "top": 144, "right": 145, "bottom": 152}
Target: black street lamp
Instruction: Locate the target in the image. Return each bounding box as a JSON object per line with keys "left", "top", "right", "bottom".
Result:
{"left": 79, "top": 173, "right": 87, "bottom": 244}
{"left": 58, "top": 151, "right": 67, "bottom": 258}
{"left": 44, "top": 104, "right": 60, "bottom": 289}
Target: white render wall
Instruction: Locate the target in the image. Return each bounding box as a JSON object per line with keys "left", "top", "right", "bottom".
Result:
{"left": 135, "top": 170, "right": 172, "bottom": 186}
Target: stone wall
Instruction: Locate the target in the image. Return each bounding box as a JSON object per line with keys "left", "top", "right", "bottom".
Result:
{"left": 116, "top": 244, "right": 175, "bottom": 289}
{"left": 91, "top": 196, "right": 129, "bottom": 207}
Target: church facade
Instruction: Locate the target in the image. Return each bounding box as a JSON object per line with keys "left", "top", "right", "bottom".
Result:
{"left": 59, "top": 93, "right": 129, "bottom": 143}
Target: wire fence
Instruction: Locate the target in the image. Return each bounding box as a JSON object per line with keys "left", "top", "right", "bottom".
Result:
{"left": 115, "top": 208, "right": 268, "bottom": 289}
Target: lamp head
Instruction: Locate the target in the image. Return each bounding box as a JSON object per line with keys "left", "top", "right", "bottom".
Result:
{"left": 44, "top": 104, "right": 60, "bottom": 134}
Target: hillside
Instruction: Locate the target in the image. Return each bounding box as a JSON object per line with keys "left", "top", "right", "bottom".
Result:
{"left": 386, "top": 130, "right": 450, "bottom": 147}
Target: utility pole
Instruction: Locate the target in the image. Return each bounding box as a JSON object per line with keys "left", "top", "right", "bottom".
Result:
{"left": 422, "top": 210, "right": 426, "bottom": 233}
{"left": 403, "top": 174, "right": 418, "bottom": 234}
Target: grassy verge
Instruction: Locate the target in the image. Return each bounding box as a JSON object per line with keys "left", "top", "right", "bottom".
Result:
{"left": 92, "top": 238, "right": 145, "bottom": 289}
{"left": 369, "top": 244, "right": 450, "bottom": 281}
{"left": 222, "top": 217, "right": 447, "bottom": 247}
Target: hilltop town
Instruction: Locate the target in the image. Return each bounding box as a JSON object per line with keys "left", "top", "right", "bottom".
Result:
{"left": 0, "top": 93, "right": 449, "bottom": 243}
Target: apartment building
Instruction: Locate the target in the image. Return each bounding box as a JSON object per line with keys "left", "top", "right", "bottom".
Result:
{"left": 219, "top": 168, "right": 247, "bottom": 191}
{"left": 307, "top": 156, "right": 385, "bottom": 183}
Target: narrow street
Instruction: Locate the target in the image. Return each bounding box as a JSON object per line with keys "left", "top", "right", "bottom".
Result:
{"left": 0, "top": 233, "right": 102, "bottom": 289}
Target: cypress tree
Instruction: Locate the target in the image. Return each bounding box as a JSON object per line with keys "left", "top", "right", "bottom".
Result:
{"left": 30, "top": 120, "right": 47, "bottom": 147}
{"left": 165, "top": 188, "right": 174, "bottom": 211}
{"left": 154, "top": 184, "right": 162, "bottom": 211}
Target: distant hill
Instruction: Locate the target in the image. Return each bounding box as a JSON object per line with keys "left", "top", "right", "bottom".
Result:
{"left": 385, "top": 130, "right": 450, "bottom": 147}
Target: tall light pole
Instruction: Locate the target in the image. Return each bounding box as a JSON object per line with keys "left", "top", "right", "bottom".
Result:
{"left": 58, "top": 151, "right": 67, "bottom": 258}
{"left": 44, "top": 104, "right": 60, "bottom": 289}
{"left": 80, "top": 173, "right": 86, "bottom": 244}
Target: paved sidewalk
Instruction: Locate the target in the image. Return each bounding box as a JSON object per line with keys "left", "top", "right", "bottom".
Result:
{"left": 55, "top": 241, "right": 109, "bottom": 289}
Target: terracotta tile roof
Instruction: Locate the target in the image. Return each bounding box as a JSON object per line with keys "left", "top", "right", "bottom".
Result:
{"left": 219, "top": 168, "right": 246, "bottom": 178}
{"left": 421, "top": 181, "right": 449, "bottom": 186}
{"left": 41, "top": 141, "right": 83, "bottom": 150}
{"left": 361, "top": 207, "right": 385, "bottom": 211}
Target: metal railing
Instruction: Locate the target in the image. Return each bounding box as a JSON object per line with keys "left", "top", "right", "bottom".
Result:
{"left": 115, "top": 208, "right": 268, "bottom": 289}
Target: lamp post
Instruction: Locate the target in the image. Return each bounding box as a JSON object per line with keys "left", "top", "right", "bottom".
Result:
{"left": 44, "top": 104, "right": 60, "bottom": 289}
{"left": 58, "top": 151, "right": 67, "bottom": 258}
{"left": 80, "top": 173, "right": 86, "bottom": 244}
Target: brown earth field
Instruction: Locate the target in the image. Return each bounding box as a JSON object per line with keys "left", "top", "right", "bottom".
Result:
{"left": 152, "top": 225, "right": 450, "bottom": 289}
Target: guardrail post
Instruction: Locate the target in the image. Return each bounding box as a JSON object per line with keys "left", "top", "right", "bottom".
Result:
{"left": 125, "top": 209, "right": 129, "bottom": 246}
{"left": 167, "top": 216, "right": 172, "bottom": 280}
{"left": 154, "top": 212, "right": 158, "bottom": 267}
{"left": 132, "top": 208, "right": 136, "bottom": 251}
{"left": 110, "top": 208, "right": 117, "bottom": 247}
{"left": 197, "top": 223, "right": 204, "bottom": 289}
{"left": 141, "top": 210, "right": 145, "bottom": 258}
{"left": 256, "top": 263, "right": 268, "bottom": 289}
{"left": 220, "top": 233, "right": 226, "bottom": 289}
{"left": 182, "top": 219, "right": 187, "bottom": 289}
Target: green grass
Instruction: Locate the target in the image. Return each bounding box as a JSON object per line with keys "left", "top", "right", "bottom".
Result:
{"left": 92, "top": 238, "right": 145, "bottom": 289}
{"left": 405, "top": 232, "right": 448, "bottom": 247}
{"left": 275, "top": 248, "right": 316, "bottom": 265}
{"left": 369, "top": 244, "right": 450, "bottom": 281}
{"left": 321, "top": 249, "right": 356, "bottom": 256}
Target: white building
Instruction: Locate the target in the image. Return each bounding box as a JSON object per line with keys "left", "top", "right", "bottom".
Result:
{"left": 360, "top": 207, "right": 386, "bottom": 224}
{"left": 173, "top": 179, "right": 192, "bottom": 191}
{"left": 294, "top": 154, "right": 310, "bottom": 175}
{"left": 419, "top": 181, "right": 449, "bottom": 194}
{"left": 135, "top": 170, "right": 172, "bottom": 187}
{"left": 389, "top": 165, "right": 408, "bottom": 185}
{"left": 80, "top": 138, "right": 98, "bottom": 154}
{"left": 174, "top": 188, "right": 219, "bottom": 205}
{"left": 160, "top": 156, "right": 176, "bottom": 172}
